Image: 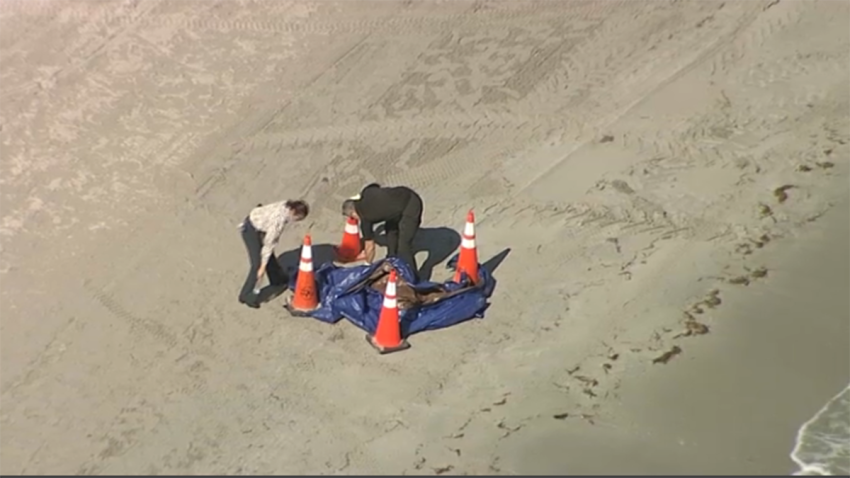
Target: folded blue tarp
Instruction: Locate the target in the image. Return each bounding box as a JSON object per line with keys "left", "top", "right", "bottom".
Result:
{"left": 286, "top": 256, "right": 496, "bottom": 337}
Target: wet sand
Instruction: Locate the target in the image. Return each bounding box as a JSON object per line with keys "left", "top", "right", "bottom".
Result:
{"left": 506, "top": 198, "right": 849, "bottom": 475}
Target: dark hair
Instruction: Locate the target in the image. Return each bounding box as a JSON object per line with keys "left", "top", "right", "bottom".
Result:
{"left": 363, "top": 182, "right": 381, "bottom": 190}
{"left": 341, "top": 199, "right": 357, "bottom": 217}
{"left": 286, "top": 199, "right": 310, "bottom": 219}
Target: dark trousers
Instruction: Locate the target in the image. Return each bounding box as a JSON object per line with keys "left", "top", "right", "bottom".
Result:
{"left": 239, "top": 218, "right": 287, "bottom": 305}
{"left": 385, "top": 194, "right": 423, "bottom": 281}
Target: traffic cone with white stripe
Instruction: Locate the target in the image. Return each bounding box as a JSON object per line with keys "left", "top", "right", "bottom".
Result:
{"left": 285, "top": 234, "right": 319, "bottom": 315}
{"left": 334, "top": 216, "right": 362, "bottom": 263}
{"left": 366, "top": 269, "right": 410, "bottom": 354}
{"left": 453, "top": 209, "right": 480, "bottom": 285}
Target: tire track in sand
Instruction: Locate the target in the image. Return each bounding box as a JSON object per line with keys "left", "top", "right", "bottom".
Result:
{"left": 613, "top": 0, "right": 842, "bottom": 188}
{"left": 154, "top": 0, "right": 608, "bottom": 36}
{"left": 187, "top": 0, "right": 628, "bottom": 214}
{"left": 83, "top": 280, "right": 178, "bottom": 350}
{"left": 0, "top": 0, "right": 167, "bottom": 102}
{"left": 507, "top": 1, "right": 769, "bottom": 196}
{"left": 238, "top": 1, "right": 629, "bottom": 214}
{"left": 413, "top": 2, "right": 737, "bottom": 203}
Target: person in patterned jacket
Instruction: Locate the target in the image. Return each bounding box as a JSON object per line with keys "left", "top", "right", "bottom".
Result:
{"left": 237, "top": 199, "right": 309, "bottom": 308}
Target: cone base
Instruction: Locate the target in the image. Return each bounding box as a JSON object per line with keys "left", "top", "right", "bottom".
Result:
{"left": 284, "top": 298, "right": 318, "bottom": 317}
{"left": 453, "top": 270, "right": 480, "bottom": 285}
{"left": 365, "top": 334, "right": 411, "bottom": 355}
{"left": 333, "top": 247, "right": 363, "bottom": 265}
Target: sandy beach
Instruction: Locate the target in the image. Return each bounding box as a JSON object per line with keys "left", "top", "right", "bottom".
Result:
{"left": 510, "top": 199, "right": 850, "bottom": 475}
{"left": 1, "top": 0, "right": 848, "bottom": 475}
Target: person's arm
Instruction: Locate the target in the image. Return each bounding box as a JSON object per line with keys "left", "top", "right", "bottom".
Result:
{"left": 355, "top": 186, "right": 380, "bottom": 263}
{"left": 358, "top": 217, "right": 376, "bottom": 263}
{"left": 256, "top": 217, "right": 287, "bottom": 286}
{"left": 362, "top": 239, "right": 376, "bottom": 263}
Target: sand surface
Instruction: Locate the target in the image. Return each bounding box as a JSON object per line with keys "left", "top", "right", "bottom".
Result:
{"left": 510, "top": 199, "right": 850, "bottom": 475}
{"left": 1, "top": 0, "right": 848, "bottom": 474}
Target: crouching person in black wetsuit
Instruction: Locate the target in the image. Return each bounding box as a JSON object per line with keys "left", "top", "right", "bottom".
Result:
{"left": 342, "top": 183, "right": 423, "bottom": 281}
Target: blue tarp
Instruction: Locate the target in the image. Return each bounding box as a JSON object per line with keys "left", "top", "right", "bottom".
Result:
{"left": 287, "top": 256, "right": 496, "bottom": 337}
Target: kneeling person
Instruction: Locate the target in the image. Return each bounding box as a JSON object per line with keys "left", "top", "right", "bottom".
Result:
{"left": 342, "top": 183, "right": 423, "bottom": 281}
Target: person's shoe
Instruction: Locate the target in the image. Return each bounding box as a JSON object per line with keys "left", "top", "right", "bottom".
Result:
{"left": 238, "top": 297, "right": 261, "bottom": 309}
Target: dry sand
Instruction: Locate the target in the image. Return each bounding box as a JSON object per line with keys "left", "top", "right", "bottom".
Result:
{"left": 1, "top": 0, "right": 848, "bottom": 475}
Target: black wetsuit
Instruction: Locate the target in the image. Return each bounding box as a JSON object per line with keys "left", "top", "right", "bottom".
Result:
{"left": 355, "top": 184, "right": 423, "bottom": 280}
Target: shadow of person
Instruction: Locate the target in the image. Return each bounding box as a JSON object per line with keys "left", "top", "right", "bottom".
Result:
{"left": 277, "top": 243, "right": 337, "bottom": 278}
{"left": 248, "top": 244, "right": 336, "bottom": 306}
{"left": 256, "top": 284, "right": 287, "bottom": 304}
{"left": 374, "top": 225, "right": 461, "bottom": 282}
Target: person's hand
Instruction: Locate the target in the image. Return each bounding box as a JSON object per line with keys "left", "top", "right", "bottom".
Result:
{"left": 256, "top": 260, "right": 267, "bottom": 285}
{"left": 362, "top": 240, "right": 376, "bottom": 264}
{"left": 354, "top": 251, "right": 368, "bottom": 262}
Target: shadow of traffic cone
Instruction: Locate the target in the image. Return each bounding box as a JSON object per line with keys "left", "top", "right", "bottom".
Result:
{"left": 285, "top": 234, "right": 319, "bottom": 316}
{"left": 334, "top": 216, "right": 362, "bottom": 263}
{"left": 453, "top": 209, "right": 480, "bottom": 285}
{"left": 366, "top": 269, "right": 410, "bottom": 354}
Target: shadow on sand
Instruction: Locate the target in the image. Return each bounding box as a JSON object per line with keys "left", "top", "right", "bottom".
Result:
{"left": 373, "top": 226, "right": 462, "bottom": 282}
{"left": 269, "top": 232, "right": 511, "bottom": 297}
{"left": 245, "top": 244, "right": 336, "bottom": 306}
{"left": 277, "top": 243, "right": 337, "bottom": 276}
{"left": 275, "top": 227, "right": 462, "bottom": 283}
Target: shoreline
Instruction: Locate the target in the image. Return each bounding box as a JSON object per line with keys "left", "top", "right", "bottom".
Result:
{"left": 507, "top": 198, "right": 850, "bottom": 475}
{"left": 791, "top": 384, "right": 850, "bottom": 475}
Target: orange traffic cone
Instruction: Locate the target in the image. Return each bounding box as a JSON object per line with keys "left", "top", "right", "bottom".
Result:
{"left": 366, "top": 269, "right": 410, "bottom": 354}
{"left": 285, "top": 234, "right": 319, "bottom": 315}
{"left": 334, "top": 216, "right": 362, "bottom": 263}
{"left": 453, "top": 209, "right": 480, "bottom": 284}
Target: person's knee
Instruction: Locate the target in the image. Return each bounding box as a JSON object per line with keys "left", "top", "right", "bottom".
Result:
{"left": 398, "top": 231, "right": 417, "bottom": 250}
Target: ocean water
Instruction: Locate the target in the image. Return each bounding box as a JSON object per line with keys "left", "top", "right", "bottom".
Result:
{"left": 791, "top": 384, "right": 850, "bottom": 476}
